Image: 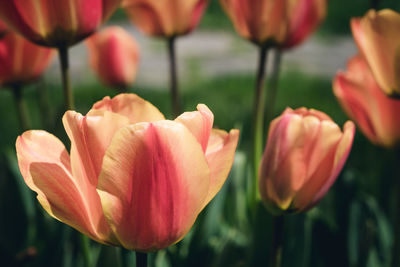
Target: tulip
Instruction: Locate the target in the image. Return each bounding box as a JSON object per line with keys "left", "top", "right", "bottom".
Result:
{"left": 334, "top": 55, "right": 400, "bottom": 148}
{"left": 219, "top": 0, "right": 327, "bottom": 49}
{"left": 87, "top": 26, "right": 140, "bottom": 90}
{"left": 16, "top": 93, "right": 239, "bottom": 251}
{"left": 0, "top": 20, "right": 7, "bottom": 37}
{"left": 259, "top": 107, "right": 355, "bottom": 214}
{"left": 351, "top": 9, "right": 400, "bottom": 97}
{"left": 0, "top": 0, "right": 121, "bottom": 47}
{"left": 0, "top": 32, "right": 54, "bottom": 87}
{"left": 122, "top": 0, "right": 208, "bottom": 37}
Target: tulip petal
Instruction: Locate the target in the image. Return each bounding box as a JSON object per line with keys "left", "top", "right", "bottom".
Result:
{"left": 285, "top": 0, "right": 326, "bottom": 48}
{"left": 294, "top": 121, "right": 355, "bottom": 210}
{"left": 351, "top": 9, "right": 400, "bottom": 96}
{"left": 203, "top": 129, "right": 240, "bottom": 207}
{"left": 175, "top": 104, "right": 214, "bottom": 152}
{"left": 92, "top": 93, "right": 165, "bottom": 123}
{"left": 16, "top": 130, "right": 113, "bottom": 244}
{"left": 97, "top": 121, "right": 210, "bottom": 251}
{"left": 63, "top": 110, "right": 130, "bottom": 184}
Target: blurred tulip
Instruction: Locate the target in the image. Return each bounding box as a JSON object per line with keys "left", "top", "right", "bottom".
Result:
{"left": 16, "top": 93, "right": 239, "bottom": 251}
{"left": 0, "top": 0, "right": 121, "bottom": 47}
{"left": 351, "top": 9, "right": 400, "bottom": 97}
{"left": 0, "top": 20, "right": 7, "bottom": 37}
{"left": 87, "top": 26, "right": 140, "bottom": 90}
{"left": 259, "top": 107, "right": 355, "bottom": 214}
{"left": 122, "top": 0, "right": 208, "bottom": 37}
{"left": 0, "top": 32, "right": 54, "bottom": 87}
{"left": 334, "top": 55, "right": 400, "bottom": 148}
{"left": 219, "top": 0, "right": 327, "bottom": 48}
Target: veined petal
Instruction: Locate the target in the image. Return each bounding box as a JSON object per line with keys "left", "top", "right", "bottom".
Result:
{"left": 92, "top": 93, "right": 165, "bottom": 123}
{"left": 97, "top": 120, "right": 210, "bottom": 251}
{"left": 203, "top": 129, "right": 239, "bottom": 207}
{"left": 16, "top": 130, "right": 114, "bottom": 244}
{"left": 175, "top": 104, "right": 214, "bottom": 152}
{"left": 62, "top": 110, "right": 130, "bottom": 184}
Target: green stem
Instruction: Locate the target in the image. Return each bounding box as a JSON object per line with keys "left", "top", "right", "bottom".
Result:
{"left": 37, "top": 79, "right": 52, "bottom": 130}
{"left": 265, "top": 49, "right": 282, "bottom": 125}
{"left": 270, "top": 215, "right": 284, "bottom": 267}
{"left": 136, "top": 252, "right": 147, "bottom": 267}
{"left": 12, "top": 84, "right": 30, "bottom": 131}
{"left": 251, "top": 46, "right": 269, "bottom": 208}
{"left": 80, "top": 235, "right": 91, "bottom": 267}
{"left": 167, "top": 37, "right": 181, "bottom": 117}
{"left": 58, "top": 46, "right": 74, "bottom": 111}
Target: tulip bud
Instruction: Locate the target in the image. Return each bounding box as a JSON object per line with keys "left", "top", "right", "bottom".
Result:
{"left": 219, "top": 0, "right": 327, "bottom": 49}
{"left": 333, "top": 55, "right": 400, "bottom": 148}
{"left": 0, "top": 32, "right": 54, "bottom": 87}
{"left": 259, "top": 108, "right": 355, "bottom": 214}
{"left": 0, "top": 0, "right": 121, "bottom": 47}
{"left": 351, "top": 9, "right": 400, "bottom": 97}
{"left": 87, "top": 26, "right": 139, "bottom": 90}
{"left": 122, "top": 0, "right": 208, "bottom": 37}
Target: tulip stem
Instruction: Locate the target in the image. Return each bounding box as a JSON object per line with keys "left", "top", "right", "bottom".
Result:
{"left": 58, "top": 46, "right": 74, "bottom": 111}
{"left": 167, "top": 37, "right": 181, "bottom": 117}
{"left": 80, "top": 235, "right": 91, "bottom": 267}
{"left": 136, "top": 252, "right": 147, "bottom": 267}
{"left": 265, "top": 49, "right": 282, "bottom": 125}
{"left": 12, "top": 84, "right": 30, "bottom": 131}
{"left": 251, "top": 46, "right": 269, "bottom": 207}
{"left": 270, "top": 215, "right": 284, "bottom": 267}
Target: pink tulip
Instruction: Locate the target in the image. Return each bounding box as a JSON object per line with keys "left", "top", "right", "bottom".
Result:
{"left": 122, "top": 0, "right": 208, "bottom": 37}
{"left": 87, "top": 26, "right": 140, "bottom": 90}
{"left": 351, "top": 9, "right": 400, "bottom": 96}
{"left": 219, "top": 0, "right": 327, "bottom": 48}
{"left": 0, "top": 0, "right": 121, "bottom": 47}
{"left": 259, "top": 107, "right": 355, "bottom": 214}
{"left": 16, "top": 93, "right": 239, "bottom": 251}
{"left": 334, "top": 55, "right": 400, "bottom": 148}
{"left": 0, "top": 32, "right": 54, "bottom": 87}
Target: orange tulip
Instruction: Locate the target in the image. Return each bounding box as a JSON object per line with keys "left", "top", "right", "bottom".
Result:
{"left": 87, "top": 26, "right": 140, "bottom": 90}
{"left": 16, "top": 93, "right": 239, "bottom": 251}
{"left": 219, "top": 0, "right": 327, "bottom": 48}
{"left": 259, "top": 107, "right": 355, "bottom": 214}
{"left": 122, "top": 0, "right": 208, "bottom": 37}
{"left": 0, "top": 32, "right": 54, "bottom": 87}
{"left": 351, "top": 9, "right": 400, "bottom": 97}
{"left": 0, "top": 0, "right": 121, "bottom": 47}
{"left": 334, "top": 55, "right": 400, "bottom": 148}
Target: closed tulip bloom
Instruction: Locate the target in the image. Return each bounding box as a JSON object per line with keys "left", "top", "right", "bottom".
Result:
{"left": 351, "top": 9, "right": 400, "bottom": 97}
{"left": 0, "top": 0, "right": 121, "bottom": 47}
{"left": 87, "top": 26, "right": 139, "bottom": 90}
{"left": 16, "top": 93, "right": 239, "bottom": 251}
{"left": 259, "top": 107, "right": 355, "bottom": 214}
{"left": 334, "top": 55, "right": 400, "bottom": 148}
{"left": 219, "top": 0, "right": 327, "bottom": 48}
{"left": 0, "top": 32, "right": 54, "bottom": 87}
{"left": 122, "top": 0, "right": 208, "bottom": 37}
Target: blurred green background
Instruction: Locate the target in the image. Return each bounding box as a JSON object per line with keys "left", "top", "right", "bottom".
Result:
{"left": 1, "top": 0, "right": 400, "bottom": 267}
